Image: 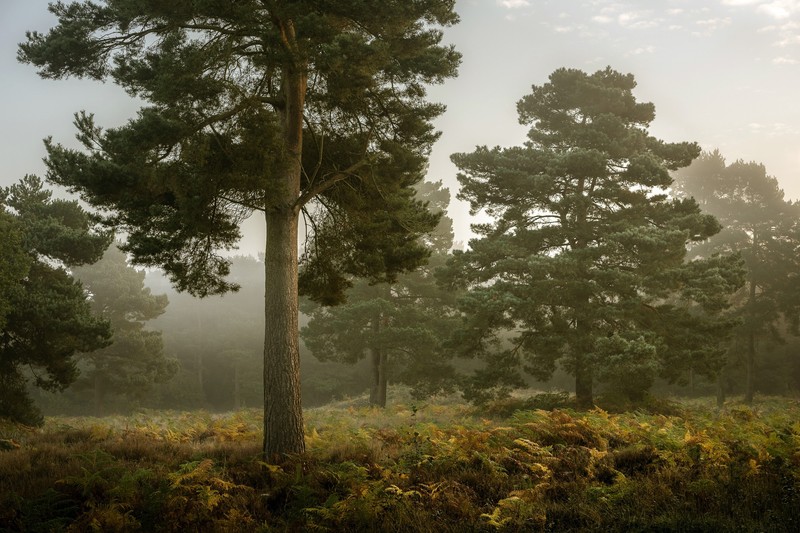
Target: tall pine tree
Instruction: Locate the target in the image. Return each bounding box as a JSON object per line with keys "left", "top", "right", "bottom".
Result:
{"left": 20, "top": 1, "right": 460, "bottom": 456}
{"left": 442, "top": 68, "right": 744, "bottom": 406}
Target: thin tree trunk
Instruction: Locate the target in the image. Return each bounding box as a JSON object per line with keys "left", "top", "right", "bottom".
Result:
{"left": 369, "top": 315, "right": 386, "bottom": 408}
{"left": 377, "top": 350, "right": 388, "bottom": 408}
{"left": 575, "top": 354, "right": 593, "bottom": 408}
{"left": 573, "top": 179, "right": 593, "bottom": 409}
{"left": 745, "top": 276, "right": 757, "bottom": 405}
{"left": 369, "top": 345, "right": 380, "bottom": 406}
{"left": 745, "top": 330, "right": 756, "bottom": 404}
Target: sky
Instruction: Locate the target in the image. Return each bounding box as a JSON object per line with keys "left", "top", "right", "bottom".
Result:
{"left": 1, "top": 0, "right": 799, "bottom": 253}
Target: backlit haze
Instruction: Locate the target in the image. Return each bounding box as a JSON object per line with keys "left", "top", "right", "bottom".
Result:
{"left": 2, "top": 0, "right": 799, "bottom": 254}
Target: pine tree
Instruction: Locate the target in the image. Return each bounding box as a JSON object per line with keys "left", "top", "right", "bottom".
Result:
{"left": 302, "top": 181, "right": 458, "bottom": 407}
{"left": 0, "top": 176, "right": 111, "bottom": 425}
{"left": 673, "top": 151, "right": 800, "bottom": 403}
{"left": 442, "top": 68, "right": 744, "bottom": 406}
{"left": 20, "top": 1, "right": 460, "bottom": 456}
{"left": 70, "top": 245, "right": 176, "bottom": 414}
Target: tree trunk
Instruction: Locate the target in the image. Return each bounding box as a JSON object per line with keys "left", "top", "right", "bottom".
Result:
{"left": 744, "top": 277, "right": 757, "bottom": 405}
{"left": 572, "top": 179, "right": 594, "bottom": 409}
{"left": 377, "top": 350, "right": 388, "bottom": 408}
{"left": 745, "top": 330, "right": 756, "bottom": 404}
{"left": 575, "top": 354, "right": 593, "bottom": 408}
{"left": 369, "top": 345, "right": 380, "bottom": 406}
{"left": 262, "top": 61, "right": 307, "bottom": 458}
{"left": 369, "top": 315, "right": 387, "bottom": 408}
{"left": 263, "top": 209, "right": 304, "bottom": 458}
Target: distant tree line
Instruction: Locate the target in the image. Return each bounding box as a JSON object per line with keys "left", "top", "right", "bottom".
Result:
{"left": 3, "top": 55, "right": 800, "bottom": 447}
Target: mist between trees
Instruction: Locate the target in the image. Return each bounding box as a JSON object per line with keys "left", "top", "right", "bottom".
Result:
{"left": 2, "top": 1, "right": 800, "bottom": 462}
{"left": 6, "top": 84, "right": 800, "bottom": 432}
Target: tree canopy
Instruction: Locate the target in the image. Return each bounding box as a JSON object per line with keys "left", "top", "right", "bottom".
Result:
{"left": 0, "top": 176, "right": 112, "bottom": 425}
{"left": 21, "top": 0, "right": 460, "bottom": 455}
{"left": 441, "top": 68, "right": 744, "bottom": 406}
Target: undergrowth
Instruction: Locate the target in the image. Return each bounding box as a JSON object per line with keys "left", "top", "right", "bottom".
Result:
{"left": 1, "top": 395, "right": 798, "bottom": 532}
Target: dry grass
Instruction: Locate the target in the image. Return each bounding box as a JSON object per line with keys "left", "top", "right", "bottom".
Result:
{"left": 1, "top": 394, "right": 799, "bottom": 531}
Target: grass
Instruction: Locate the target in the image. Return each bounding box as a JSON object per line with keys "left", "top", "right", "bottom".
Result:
{"left": 1, "top": 392, "right": 799, "bottom": 532}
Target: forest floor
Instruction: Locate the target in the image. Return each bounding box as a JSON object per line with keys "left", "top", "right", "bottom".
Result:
{"left": 1, "top": 392, "right": 799, "bottom": 532}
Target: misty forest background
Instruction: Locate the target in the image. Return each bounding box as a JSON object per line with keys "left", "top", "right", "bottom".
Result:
{"left": 2, "top": 0, "right": 799, "bottom": 432}
{"left": 14, "top": 145, "right": 800, "bottom": 419}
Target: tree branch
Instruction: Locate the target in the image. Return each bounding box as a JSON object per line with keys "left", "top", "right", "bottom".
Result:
{"left": 295, "top": 159, "right": 369, "bottom": 209}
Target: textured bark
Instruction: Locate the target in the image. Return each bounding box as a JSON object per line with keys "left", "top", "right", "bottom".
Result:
{"left": 369, "top": 317, "right": 387, "bottom": 408}
{"left": 263, "top": 209, "right": 304, "bottom": 458}
{"left": 262, "top": 62, "right": 307, "bottom": 458}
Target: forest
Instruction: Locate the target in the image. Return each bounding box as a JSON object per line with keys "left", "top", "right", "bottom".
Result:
{"left": 2, "top": 1, "right": 800, "bottom": 531}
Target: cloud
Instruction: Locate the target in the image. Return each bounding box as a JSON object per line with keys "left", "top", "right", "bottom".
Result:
{"left": 693, "top": 17, "right": 732, "bottom": 35}
{"left": 748, "top": 121, "right": 799, "bottom": 135}
{"left": 618, "top": 11, "right": 662, "bottom": 29}
{"left": 626, "top": 45, "right": 656, "bottom": 55}
{"left": 759, "top": 19, "right": 800, "bottom": 47}
{"left": 772, "top": 55, "right": 799, "bottom": 62}
{"left": 498, "top": 0, "right": 530, "bottom": 8}
{"left": 765, "top": 1, "right": 800, "bottom": 19}
{"left": 721, "top": 0, "right": 800, "bottom": 19}
{"left": 775, "top": 33, "right": 800, "bottom": 45}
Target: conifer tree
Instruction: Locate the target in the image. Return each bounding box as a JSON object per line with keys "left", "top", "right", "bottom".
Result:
{"left": 20, "top": 1, "right": 460, "bottom": 455}
{"left": 302, "top": 181, "right": 458, "bottom": 407}
{"left": 0, "top": 176, "right": 111, "bottom": 425}
{"left": 674, "top": 151, "right": 800, "bottom": 403}
{"left": 442, "top": 68, "right": 744, "bottom": 406}
{"left": 71, "top": 245, "right": 176, "bottom": 414}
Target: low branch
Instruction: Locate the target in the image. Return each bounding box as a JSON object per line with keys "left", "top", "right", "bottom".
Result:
{"left": 295, "top": 159, "right": 369, "bottom": 210}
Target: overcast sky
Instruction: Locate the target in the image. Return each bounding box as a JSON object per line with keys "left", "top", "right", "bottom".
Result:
{"left": 2, "top": 0, "right": 799, "bottom": 252}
